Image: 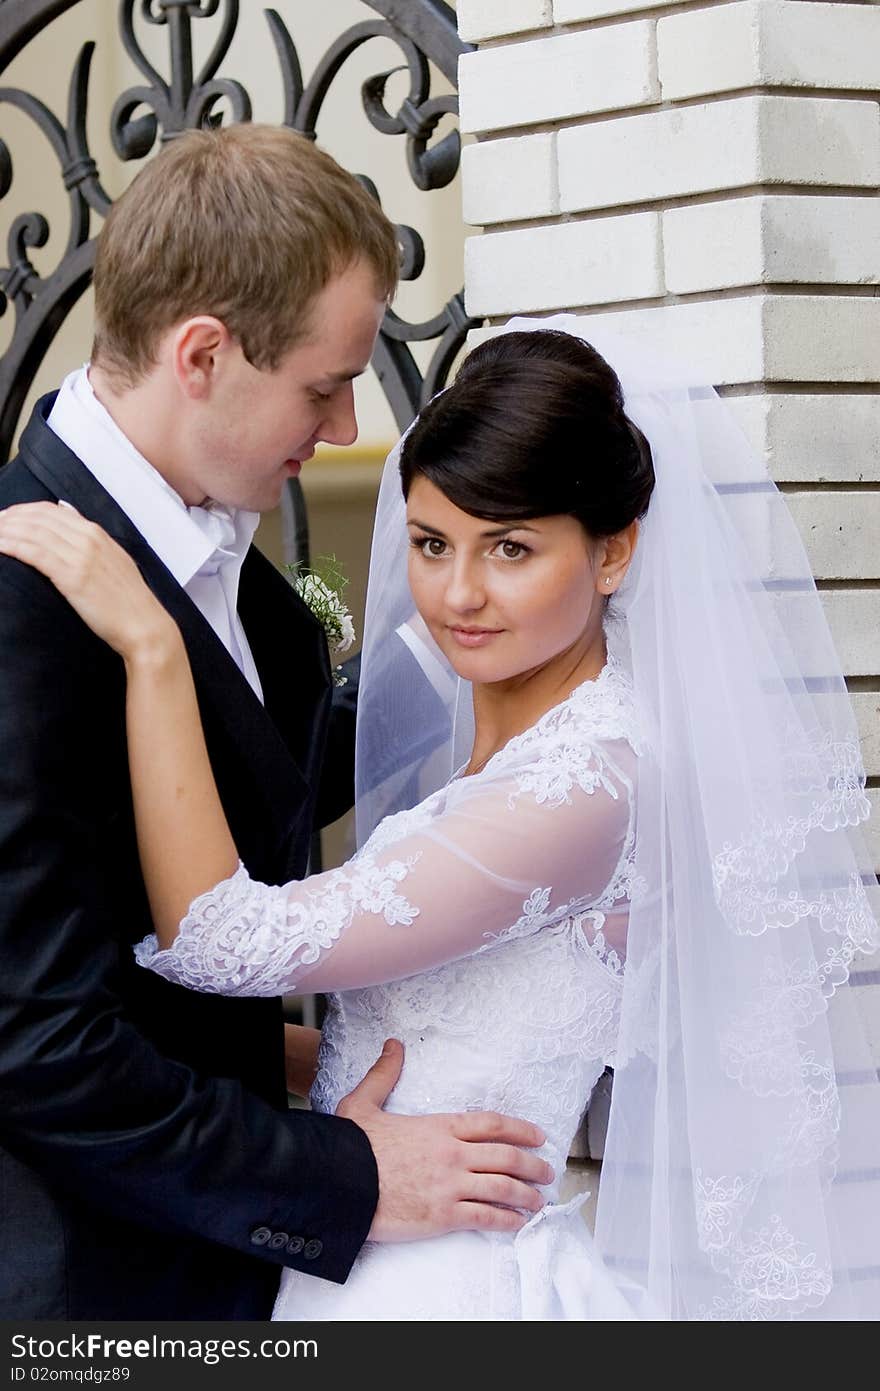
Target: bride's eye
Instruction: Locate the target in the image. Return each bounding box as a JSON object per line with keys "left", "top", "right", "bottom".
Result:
{"left": 494, "top": 539, "right": 530, "bottom": 561}
{"left": 409, "top": 534, "right": 449, "bottom": 558}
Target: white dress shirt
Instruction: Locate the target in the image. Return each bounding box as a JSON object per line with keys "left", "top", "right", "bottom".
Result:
{"left": 47, "top": 366, "right": 263, "bottom": 702}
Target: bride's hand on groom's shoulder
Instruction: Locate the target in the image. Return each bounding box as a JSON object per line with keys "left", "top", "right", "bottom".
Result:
{"left": 0, "top": 501, "right": 179, "bottom": 665}
{"left": 337, "top": 1039, "right": 553, "bottom": 1242}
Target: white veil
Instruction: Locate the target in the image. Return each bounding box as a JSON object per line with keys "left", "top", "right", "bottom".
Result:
{"left": 356, "top": 315, "right": 880, "bottom": 1320}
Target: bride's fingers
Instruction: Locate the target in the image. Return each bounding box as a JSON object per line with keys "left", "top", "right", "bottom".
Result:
{"left": 0, "top": 502, "right": 95, "bottom": 557}
{"left": 0, "top": 503, "right": 167, "bottom": 656}
{"left": 0, "top": 511, "right": 89, "bottom": 584}
{"left": 0, "top": 504, "right": 133, "bottom": 593}
{"left": 0, "top": 501, "right": 116, "bottom": 553}
{"left": 0, "top": 500, "right": 91, "bottom": 540}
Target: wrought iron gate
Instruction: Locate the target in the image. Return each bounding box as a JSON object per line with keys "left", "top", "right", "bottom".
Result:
{"left": 0, "top": 0, "right": 479, "bottom": 560}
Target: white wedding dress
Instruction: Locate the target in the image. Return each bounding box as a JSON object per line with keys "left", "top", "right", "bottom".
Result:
{"left": 137, "top": 655, "right": 644, "bottom": 1320}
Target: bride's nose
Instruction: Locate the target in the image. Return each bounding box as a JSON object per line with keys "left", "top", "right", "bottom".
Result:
{"left": 445, "top": 555, "right": 486, "bottom": 614}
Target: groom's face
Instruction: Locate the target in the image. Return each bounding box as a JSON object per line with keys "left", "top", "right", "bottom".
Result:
{"left": 185, "top": 258, "right": 387, "bottom": 511}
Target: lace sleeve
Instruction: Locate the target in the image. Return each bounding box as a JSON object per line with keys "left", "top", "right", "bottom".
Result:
{"left": 135, "top": 737, "right": 636, "bottom": 997}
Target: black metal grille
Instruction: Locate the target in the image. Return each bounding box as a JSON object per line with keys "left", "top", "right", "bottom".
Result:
{"left": 0, "top": 0, "right": 480, "bottom": 543}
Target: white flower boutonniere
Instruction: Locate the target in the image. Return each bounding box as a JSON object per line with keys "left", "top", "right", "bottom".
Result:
{"left": 287, "top": 555, "right": 356, "bottom": 686}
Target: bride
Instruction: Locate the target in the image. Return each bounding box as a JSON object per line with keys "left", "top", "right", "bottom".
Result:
{"left": 1, "top": 318, "right": 878, "bottom": 1320}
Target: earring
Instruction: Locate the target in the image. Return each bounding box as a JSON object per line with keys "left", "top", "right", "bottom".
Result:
{"left": 604, "top": 577, "right": 612, "bottom": 587}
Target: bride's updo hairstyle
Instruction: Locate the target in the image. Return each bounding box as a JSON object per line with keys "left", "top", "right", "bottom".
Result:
{"left": 399, "top": 330, "right": 654, "bottom": 538}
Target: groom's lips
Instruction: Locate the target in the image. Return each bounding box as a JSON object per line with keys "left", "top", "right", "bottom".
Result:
{"left": 285, "top": 446, "right": 314, "bottom": 476}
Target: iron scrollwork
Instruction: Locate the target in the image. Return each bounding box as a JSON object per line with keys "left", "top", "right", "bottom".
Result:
{"left": 0, "top": 0, "right": 481, "bottom": 480}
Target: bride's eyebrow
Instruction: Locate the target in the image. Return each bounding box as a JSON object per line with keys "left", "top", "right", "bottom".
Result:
{"left": 479, "top": 524, "right": 539, "bottom": 539}
{"left": 407, "top": 520, "right": 540, "bottom": 539}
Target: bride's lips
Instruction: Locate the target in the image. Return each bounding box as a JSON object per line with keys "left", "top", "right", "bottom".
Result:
{"left": 449, "top": 626, "right": 504, "bottom": 648}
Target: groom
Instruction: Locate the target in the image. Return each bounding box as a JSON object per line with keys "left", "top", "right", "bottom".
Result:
{"left": 0, "top": 124, "right": 548, "bottom": 1320}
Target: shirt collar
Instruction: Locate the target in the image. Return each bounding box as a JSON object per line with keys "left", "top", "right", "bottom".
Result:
{"left": 46, "top": 366, "right": 259, "bottom": 587}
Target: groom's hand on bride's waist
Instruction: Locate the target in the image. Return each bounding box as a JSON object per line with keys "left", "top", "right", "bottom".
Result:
{"left": 336, "top": 1038, "right": 553, "bottom": 1242}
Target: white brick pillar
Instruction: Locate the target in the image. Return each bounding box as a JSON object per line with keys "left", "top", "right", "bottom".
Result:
{"left": 457, "top": 0, "right": 880, "bottom": 1194}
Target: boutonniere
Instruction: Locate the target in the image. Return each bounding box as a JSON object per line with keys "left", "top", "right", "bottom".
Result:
{"left": 286, "top": 555, "right": 356, "bottom": 686}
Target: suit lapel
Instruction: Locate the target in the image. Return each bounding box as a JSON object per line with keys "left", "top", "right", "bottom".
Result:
{"left": 238, "top": 547, "right": 333, "bottom": 796}
{"left": 18, "top": 397, "right": 324, "bottom": 878}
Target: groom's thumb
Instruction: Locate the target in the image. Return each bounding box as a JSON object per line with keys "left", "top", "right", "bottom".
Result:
{"left": 337, "top": 1038, "right": 404, "bottom": 1117}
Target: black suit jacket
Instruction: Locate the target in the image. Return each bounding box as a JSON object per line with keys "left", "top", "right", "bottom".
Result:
{"left": 0, "top": 396, "right": 378, "bottom": 1319}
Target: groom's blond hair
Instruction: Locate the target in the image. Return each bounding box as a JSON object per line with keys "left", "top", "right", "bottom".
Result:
{"left": 92, "top": 123, "right": 398, "bottom": 387}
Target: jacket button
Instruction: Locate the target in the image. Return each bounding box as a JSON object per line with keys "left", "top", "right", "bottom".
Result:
{"left": 286, "top": 1235, "right": 305, "bottom": 1255}
{"left": 304, "top": 1239, "right": 323, "bottom": 1260}
{"left": 268, "top": 1231, "right": 289, "bottom": 1250}
{"left": 249, "top": 1227, "right": 272, "bottom": 1246}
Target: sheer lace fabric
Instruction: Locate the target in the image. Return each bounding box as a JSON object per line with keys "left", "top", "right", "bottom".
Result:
{"left": 137, "top": 658, "right": 640, "bottom": 1002}
{"left": 137, "top": 659, "right": 644, "bottom": 1319}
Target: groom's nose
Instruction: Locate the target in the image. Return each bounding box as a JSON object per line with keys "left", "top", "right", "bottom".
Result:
{"left": 320, "top": 381, "right": 358, "bottom": 447}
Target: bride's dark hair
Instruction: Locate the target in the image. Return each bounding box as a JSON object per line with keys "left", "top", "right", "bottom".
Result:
{"left": 399, "top": 330, "right": 655, "bottom": 538}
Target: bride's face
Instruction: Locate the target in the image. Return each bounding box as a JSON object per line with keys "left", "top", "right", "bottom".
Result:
{"left": 406, "top": 476, "right": 603, "bottom": 685}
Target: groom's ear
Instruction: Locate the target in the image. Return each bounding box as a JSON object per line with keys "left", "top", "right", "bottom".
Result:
{"left": 170, "top": 316, "right": 233, "bottom": 400}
